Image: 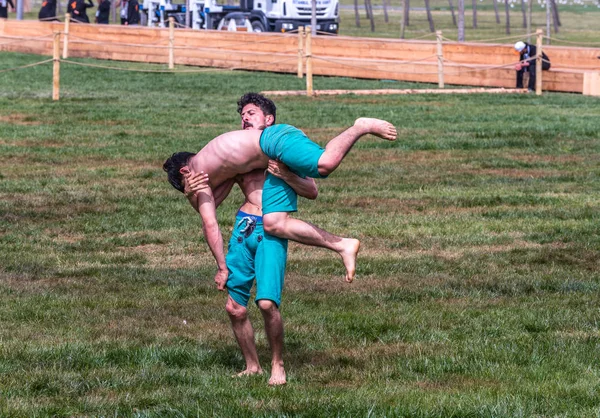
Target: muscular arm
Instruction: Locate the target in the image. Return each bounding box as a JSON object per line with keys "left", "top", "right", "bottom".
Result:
{"left": 268, "top": 160, "right": 318, "bottom": 200}
{"left": 184, "top": 171, "right": 236, "bottom": 209}
{"left": 196, "top": 188, "right": 228, "bottom": 290}
{"left": 183, "top": 170, "right": 228, "bottom": 290}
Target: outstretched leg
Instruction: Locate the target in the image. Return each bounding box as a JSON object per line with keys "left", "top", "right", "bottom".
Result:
{"left": 226, "top": 296, "right": 263, "bottom": 377}
{"left": 317, "top": 118, "right": 397, "bottom": 176}
{"left": 263, "top": 213, "right": 360, "bottom": 283}
{"left": 262, "top": 118, "right": 394, "bottom": 281}
{"left": 257, "top": 300, "right": 286, "bottom": 386}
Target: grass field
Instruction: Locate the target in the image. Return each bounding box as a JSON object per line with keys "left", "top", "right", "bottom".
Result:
{"left": 1, "top": 51, "right": 600, "bottom": 416}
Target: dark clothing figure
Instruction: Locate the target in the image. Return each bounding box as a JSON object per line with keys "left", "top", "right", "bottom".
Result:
{"left": 0, "top": 0, "right": 15, "bottom": 19}
{"left": 120, "top": 0, "right": 139, "bottom": 25}
{"left": 127, "top": 0, "right": 140, "bottom": 24}
{"left": 95, "top": 0, "right": 110, "bottom": 23}
{"left": 515, "top": 42, "right": 551, "bottom": 91}
{"left": 38, "top": 0, "right": 59, "bottom": 21}
{"left": 68, "top": 0, "right": 94, "bottom": 23}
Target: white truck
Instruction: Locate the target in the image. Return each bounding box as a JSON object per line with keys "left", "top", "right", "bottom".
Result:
{"left": 142, "top": 0, "right": 338, "bottom": 34}
{"left": 141, "top": 0, "right": 188, "bottom": 27}
{"left": 190, "top": 0, "right": 339, "bottom": 34}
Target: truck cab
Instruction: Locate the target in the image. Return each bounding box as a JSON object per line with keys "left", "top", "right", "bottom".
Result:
{"left": 191, "top": 0, "right": 338, "bottom": 34}
{"left": 248, "top": 0, "right": 338, "bottom": 34}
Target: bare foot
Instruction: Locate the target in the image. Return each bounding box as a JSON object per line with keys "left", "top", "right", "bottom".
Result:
{"left": 354, "top": 117, "right": 397, "bottom": 141}
{"left": 268, "top": 363, "right": 287, "bottom": 386}
{"left": 340, "top": 238, "right": 360, "bottom": 283}
{"left": 233, "top": 368, "right": 263, "bottom": 378}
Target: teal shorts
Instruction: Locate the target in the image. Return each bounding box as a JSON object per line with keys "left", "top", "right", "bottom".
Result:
{"left": 260, "top": 124, "right": 326, "bottom": 215}
{"left": 226, "top": 211, "right": 288, "bottom": 307}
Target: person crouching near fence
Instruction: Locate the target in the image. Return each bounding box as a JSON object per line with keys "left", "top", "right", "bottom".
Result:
{"left": 514, "top": 41, "right": 551, "bottom": 92}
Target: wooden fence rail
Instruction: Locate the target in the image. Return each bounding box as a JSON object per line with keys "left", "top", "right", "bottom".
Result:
{"left": 1, "top": 19, "right": 599, "bottom": 94}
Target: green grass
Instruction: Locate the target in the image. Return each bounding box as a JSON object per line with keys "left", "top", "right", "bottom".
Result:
{"left": 1, "top": 51, "right": 600, "bottom": 417}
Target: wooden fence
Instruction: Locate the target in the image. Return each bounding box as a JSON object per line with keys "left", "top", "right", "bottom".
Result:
{"left": 1, "top": 19, "right": 599, "bottom": 94}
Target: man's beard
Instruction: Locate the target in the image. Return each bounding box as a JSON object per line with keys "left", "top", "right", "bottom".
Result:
{"left": 243, "top": 122, "right": 266, "bottom": 130}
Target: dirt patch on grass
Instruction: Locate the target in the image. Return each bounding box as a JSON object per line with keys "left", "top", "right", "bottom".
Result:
{"left": 0, "top": 113, "right": 43, "bottom": 126}
{"left": 335, "top": 196, "right": 430, "bottom": 214}
{"left": 509, "top": 153, "right": 586, "bottom": 164}
{"left": 1, "top": 273, "right": 88, "bottom": 294}
{"left": 555, "top": 330, "right": 600, "bottom": 339}
{"left": 9, "top": 139, "right": 67, "bottom": 148}
{"left": 87, "top": 119, "right": 133, "bottom": 126}
{"left": 94, "top": 298, "right": 233, "bottom": 342}
{"left": 353, "top": 239, "right": 567, "bottom": 262}
{"left": 344, "top": 150, "right": 458, "bottom": 166}
{"left": 124, "top": 243, "right": 210, "bottom": 269}
{"left": 303, "top": 127, "right": 347, "bottom": 142}
{"left": 50, "top": 232, "right": 87, "bottom": 244}
{"left": 0, "top": 156, "right": 160, "bottom": 179}
{"left": 457, "top": 167, "right": 560, "bottom": 179}
{"left": 187, "top": 123, "right": 223, "bottom": 128}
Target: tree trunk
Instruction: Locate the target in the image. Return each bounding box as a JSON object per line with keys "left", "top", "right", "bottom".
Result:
{"left": 553, "top": 0, "right": 561, "bottom": 26}
{"left": 527, "top": 0, "right": 532, "bottom": 42}
{"left": 546, "top": 0, "right": 551, "bottom": 39}
{"left": 366, "top": 0, "right": 375, "bottom": 31}
{"left": 504, "top": 0, "right": 510, "bottom": 35}
{"left": 492, "top": 0, "right": 500, "bottom": 24}
{"left": 383, "top": 0, "right": 389, "bottom": 23}
{"left": 472, "top": 0, "right": 477, "bottom": 28}
{"left": 550, "top": 0, "right": 560, "bottom": 31}
{"left": 405, "top": 0, "right": 410, "bottom": 26}
{"left": 364, "top": 0, "right": 371, "bottom": 19}
{"left": 425, "top": 0, "right": 435, "bottom": 32}
{"left": 354, "top": 0, "right": 361, "bottom": 27}
{"left": 458, "top": 0, "right": 465, "bottom": 41}
{"left": 448, "top": 0, "right": 456, "bottom": 26}
{"left": 400, "top": 0, "right": 407, "bottom": 37}
{"left": 521, "top": 0, "right": 527, "bottom": 28}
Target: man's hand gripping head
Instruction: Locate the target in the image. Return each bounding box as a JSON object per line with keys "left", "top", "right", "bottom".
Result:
{"left": 180, "top": 166, "right": 210, "bottom": 198}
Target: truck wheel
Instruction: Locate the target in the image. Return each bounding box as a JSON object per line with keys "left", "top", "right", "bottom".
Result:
{"left": 251, "top": 20, "right": 266, "bottom": 33}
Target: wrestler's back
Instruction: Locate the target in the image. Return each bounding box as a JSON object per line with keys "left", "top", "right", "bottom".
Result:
{"left": 190, "top": 130, "right": 268, "bottom": 188}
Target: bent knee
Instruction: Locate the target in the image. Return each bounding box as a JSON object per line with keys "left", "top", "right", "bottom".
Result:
{"left": 263, "top": 214, "right": 286, "bottom": 235}
{"left": 226, "top": 298, "right": 247, "bottom": 320}
{"left": 257, "top": 299, "right": 277, "bottom": 312}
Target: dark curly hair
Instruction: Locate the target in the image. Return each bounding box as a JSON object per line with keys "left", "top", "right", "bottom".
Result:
{"left": 163, "top": 152, "right": 196, "bottom": 193}
{"left": 237, "top": 92, "right": 276, "bottom": 124}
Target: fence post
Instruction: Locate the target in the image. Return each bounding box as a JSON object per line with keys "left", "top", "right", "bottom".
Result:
{"left": 436, "top": 30, "right": 444, "bottom": 88}
{"left": 305, "top": 29, "right": 313, "bottom": 96}
{"left": 527, "top": 0, "right": 532, "bottom": 43}
{"left": 536, "top": 28, "right": 543, "bottom": 96}
{"left": 169, "top": 16, "right": 175, "bottom": 69}
{"left": 62, "top": 13, "right": 70, "bottom": 59}
{"left": 297, "top": 26, "right": 304, "bottom": 78}
{"left": 53, "top": 32, "right": 61, "bottom": 101}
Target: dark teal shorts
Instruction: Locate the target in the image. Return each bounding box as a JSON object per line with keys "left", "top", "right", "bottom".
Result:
{"left": 259, "top": 124, "right": 326, "bottom": 215}
{"left": 226, "top": 211, "right": 288, "bottom": 307}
